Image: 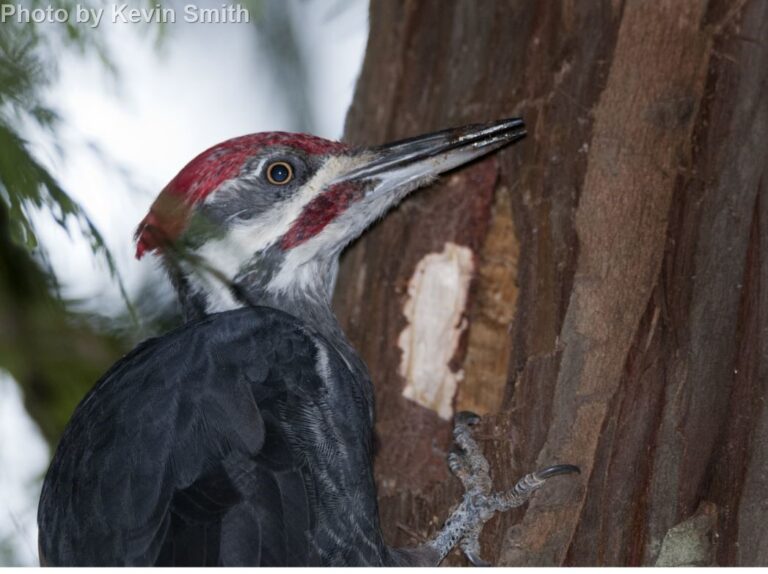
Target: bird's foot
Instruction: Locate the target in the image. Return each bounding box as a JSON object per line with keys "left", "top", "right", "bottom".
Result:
{"left": 428, "top": 411, "right": 579, "bottom": 566}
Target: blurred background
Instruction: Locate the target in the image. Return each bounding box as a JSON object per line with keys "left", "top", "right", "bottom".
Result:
{"left": 0, "top": 0, "right": 368, "bottom": 564}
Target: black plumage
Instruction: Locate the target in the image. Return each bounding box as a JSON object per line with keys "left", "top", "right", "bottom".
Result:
{"left": 38, "top": 306, "right": 390, "bottom": 566}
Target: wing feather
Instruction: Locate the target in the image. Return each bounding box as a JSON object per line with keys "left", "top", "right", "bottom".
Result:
{"left": 38, "top": 307, "right": 335, "bottom": 566}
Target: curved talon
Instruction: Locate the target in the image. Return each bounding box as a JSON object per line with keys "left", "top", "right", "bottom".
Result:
{"left": 428, "top": 414, "right": 580, "bottom": 565}
{"left": 536, "top": 464, "right": 581, "bottom": 480}
{"left": 465, "top": 550, "right": 491, "bottom": 567}
{"left": 454, "top": 410, "right": 481, "bottom": 426}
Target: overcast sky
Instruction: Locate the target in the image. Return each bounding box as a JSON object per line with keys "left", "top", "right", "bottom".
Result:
{"left": 0, "top": 2, "right": 368, "bottom": 564}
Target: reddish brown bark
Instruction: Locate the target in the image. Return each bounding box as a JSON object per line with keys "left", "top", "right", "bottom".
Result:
{"left": 333, "top": 0, "right": 768, "bottom": 566}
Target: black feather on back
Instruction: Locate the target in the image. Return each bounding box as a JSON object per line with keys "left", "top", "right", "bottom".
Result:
{"left": 38, "top": 307, "right": 385, "bottom": 566}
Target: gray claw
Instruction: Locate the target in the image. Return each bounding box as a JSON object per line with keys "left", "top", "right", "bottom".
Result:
{"left": 536, "top": 464, "right": 581, "bottom": 479}
{"left": 465, "top": 551, "right": 491, "bottom": 567}
{"left": 455, "top": 411, "right": 481, "bottom": 426}
{"left": 428, "top": 417, "right": 579, "bottom": 566}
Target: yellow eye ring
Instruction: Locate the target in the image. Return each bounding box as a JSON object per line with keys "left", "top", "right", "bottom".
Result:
{"left": 266, "top": 161, "right": 294, "bottom": 185}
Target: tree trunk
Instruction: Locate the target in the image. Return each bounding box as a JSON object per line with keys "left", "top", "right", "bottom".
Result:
{"left": 332, "top": 0, "right": 768, "bottom": 566}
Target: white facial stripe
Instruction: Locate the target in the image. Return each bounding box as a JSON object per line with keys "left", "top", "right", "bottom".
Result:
{"left": 187, "top": 155, "right": 359, "bottom": 312}
{"left": 196, "top": 155, "right": 358, "bottom": 270}
{"left": 184, "top": 258, "right": 240, "bottom": 313}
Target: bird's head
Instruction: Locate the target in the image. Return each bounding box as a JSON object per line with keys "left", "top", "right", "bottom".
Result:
{"left": 135, "top": 118, "right": 525, "bottom": 317}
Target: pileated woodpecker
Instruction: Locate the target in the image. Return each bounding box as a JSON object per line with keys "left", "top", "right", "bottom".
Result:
{"left": 38, "top": 118, "right": 578, "bottom": 566}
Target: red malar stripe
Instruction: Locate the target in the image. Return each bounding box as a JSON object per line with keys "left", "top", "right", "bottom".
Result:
{"left": 281, "top": 182, "right": 364, "bottom": 249}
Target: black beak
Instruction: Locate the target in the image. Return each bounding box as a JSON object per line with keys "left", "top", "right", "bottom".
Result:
{"left": 336, "top": 118, "right": 526, "bottom": 185}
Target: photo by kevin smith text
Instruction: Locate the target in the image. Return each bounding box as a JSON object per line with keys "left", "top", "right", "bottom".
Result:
{"left": 0, "top": 3, "right": 251, "bottom": 27}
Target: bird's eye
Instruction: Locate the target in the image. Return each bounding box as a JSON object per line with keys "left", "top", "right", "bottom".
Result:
{"left": 266, "top": 161, "right": 294, "bottom": 185}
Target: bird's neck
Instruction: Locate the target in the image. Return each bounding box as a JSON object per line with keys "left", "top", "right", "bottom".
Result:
{"left": 169, "top": 252, "right": 353, "bottom": 353}
{"left": 248, "top": 257, "right": 347, "bottom": 344}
